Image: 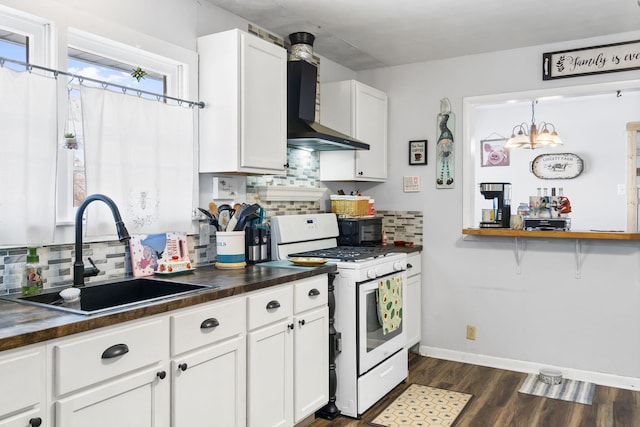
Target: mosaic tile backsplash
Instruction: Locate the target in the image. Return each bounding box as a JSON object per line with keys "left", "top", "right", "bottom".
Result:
{"left": 0, "top": 149, "right": 422, "bottom": 294}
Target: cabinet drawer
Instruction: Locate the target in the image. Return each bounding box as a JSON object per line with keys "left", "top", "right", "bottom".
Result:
{"left": 407, "top": 252, "right": 422, "bottom": 277}
{"left": 247, "top": 285, "right": 292, "bottom": 331}
{"left": 170, "top": 297, "right": 245, "bottom": 356}
{"left": 293, "top": 275, "right": 328, "bottom": 314}
{"left": 52, "top": 317, "right": 168, "bottom": 396}
{"left": 0, "top": 345, "right": 44, "bottom": 417}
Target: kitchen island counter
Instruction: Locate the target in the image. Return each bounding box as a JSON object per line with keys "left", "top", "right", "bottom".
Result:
{"left": 0, "top": 262, "right": 336, "bottom": 351}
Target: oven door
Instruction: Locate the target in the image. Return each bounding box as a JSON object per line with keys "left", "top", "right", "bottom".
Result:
{"left": 357, "top": 271, "right": 407, "bottom": 375}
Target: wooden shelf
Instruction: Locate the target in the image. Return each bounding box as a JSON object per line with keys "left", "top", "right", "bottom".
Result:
{"left": 462, "top": 228, "right": 640, "bottom": 241}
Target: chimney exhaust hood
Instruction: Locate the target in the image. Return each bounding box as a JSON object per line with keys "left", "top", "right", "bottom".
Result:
{"left": 286, "top": 33, "right": 369, "bottom": 152}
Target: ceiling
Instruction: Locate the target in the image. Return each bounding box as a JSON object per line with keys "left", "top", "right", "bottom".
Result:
{"left": 205, "top": 0, "right": 640, "bottom": 71}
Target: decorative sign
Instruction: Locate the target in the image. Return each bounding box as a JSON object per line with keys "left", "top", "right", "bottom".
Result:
{"left": 543, "top": 40, "right": 640, "bottom": 80}
{"left": 530, "top": 153, "right": 584, "bottom": 179}
{"left": 409, "top": 140, "right": 427, "bottom": 165}
{"left": 403, "top": 176, "right": 421, "bottom": 192}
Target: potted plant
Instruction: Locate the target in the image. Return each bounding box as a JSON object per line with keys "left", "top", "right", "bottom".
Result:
{"left": 64, "top": 132, "right": 77, "bottom": 149}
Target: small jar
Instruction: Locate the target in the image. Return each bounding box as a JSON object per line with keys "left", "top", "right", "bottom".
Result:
{"left": 517, "top": 203, "right": 530, "bottom": 218}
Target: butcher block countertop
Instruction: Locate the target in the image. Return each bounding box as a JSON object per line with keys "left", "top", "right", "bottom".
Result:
{"left": 462, "top": 228, "right": 640, "bottom": 240}
{"left": 0, "top": 263, "right": 337, "bottom": 352}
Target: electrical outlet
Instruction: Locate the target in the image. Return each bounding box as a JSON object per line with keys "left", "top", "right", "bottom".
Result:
{"left": 617, "top": 184, "right": 626, "bottom": 196}
{"left": 466, "top": 324, "right": 476, "bottom": 340}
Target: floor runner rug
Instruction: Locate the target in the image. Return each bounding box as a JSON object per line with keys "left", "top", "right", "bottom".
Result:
{"left": 518, "top": 374, "right": 595, "bottom": 405}
{"left": 369, "top": 383, "right": 472, "bottom": 427}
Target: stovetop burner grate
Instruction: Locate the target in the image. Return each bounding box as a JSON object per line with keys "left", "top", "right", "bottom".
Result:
{"left": 289, "top": 246, "right": 394, "bottom": 261}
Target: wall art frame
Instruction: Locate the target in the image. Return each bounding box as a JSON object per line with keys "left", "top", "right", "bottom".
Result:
{"left": 543, "top": 39, "right": 640, "bottom": 80}
{"left": 409, "top": 140, "right": 427, "bottom": 165}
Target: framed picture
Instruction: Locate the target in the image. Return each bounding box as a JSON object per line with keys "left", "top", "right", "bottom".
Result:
{"left": 409, "top": 140, "right": 427, "bottom": 165}
{"left": 481, "top": 138, "right": 509, "bottom": 167}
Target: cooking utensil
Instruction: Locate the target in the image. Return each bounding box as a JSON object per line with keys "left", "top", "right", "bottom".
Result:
{"left": 217, "top": 204, "right": 236, "bottom": 231}
{"left": 197, "top": 207, "right": 219, "bottom": 230}
{"left": 233, "top": 204, "right": 261, "bottom": 231}
{"left": 208, "top": 202, "right": 218, "bottom": 218}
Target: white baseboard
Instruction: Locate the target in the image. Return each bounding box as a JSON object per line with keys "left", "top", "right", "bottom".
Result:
{"left": 420, "top": 345, "right": 640, "bottom": 391}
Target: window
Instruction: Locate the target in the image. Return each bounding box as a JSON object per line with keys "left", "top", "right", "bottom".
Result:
{"left": 58, "top": 29, "right": 187, "bottom": 220}
{"left": 65, "top": 48, "right": 167, "bottom": 208}
{"left": 0, "top": 29, "right": 27, "bottom": 69}
{"left": 0, "top": 5, "right": 50, "bottom": 66}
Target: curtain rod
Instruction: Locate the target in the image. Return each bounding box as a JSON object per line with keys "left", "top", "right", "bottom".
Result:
{"left": 0, "top": 56, "right": 205, "bottom": 109}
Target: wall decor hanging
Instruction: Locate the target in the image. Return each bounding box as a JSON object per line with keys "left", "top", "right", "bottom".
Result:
{"left": 436, "top": 98, "right": 455, "bottom": 188}
{"left": 543, "top": 39, "right": 640, "bottom": 80}
{"left": 480, "top": 136, "right": 509, "bottom": 167}
{"left": 409, "top": 140, "right": 427, "bottom": 165}
{"left": 530, "top": 153, "right": 584, "bottom": 179}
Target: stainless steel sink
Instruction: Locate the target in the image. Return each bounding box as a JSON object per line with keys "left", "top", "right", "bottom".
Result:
{"left": 4, "top": 278, "right": 214, "bottom": 315}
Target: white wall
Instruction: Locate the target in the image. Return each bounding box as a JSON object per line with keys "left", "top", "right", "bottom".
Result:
{"left": 357, "top": 32, "right": 640, "bottom": 386}
{"left": 3, "top": 0, "right": 640, "bottom": 387}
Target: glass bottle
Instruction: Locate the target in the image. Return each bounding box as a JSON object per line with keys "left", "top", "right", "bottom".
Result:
{"left": 23, "top": 247, "right": 43, "bottom": 295}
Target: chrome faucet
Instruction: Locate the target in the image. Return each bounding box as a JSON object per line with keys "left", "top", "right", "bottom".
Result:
{"left": 73, "top": 194, "right": 130, "bottom": 287}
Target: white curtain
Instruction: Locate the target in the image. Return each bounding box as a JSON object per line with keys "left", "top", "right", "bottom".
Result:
{"left": 81, "top": 86, "right": 194, "bottom": 237}
{"left": 0, "top": 67, "right": 57, "bottom": 245}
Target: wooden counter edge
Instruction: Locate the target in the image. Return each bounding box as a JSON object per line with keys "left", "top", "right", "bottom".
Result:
{"left": 462, "top": 228, "right": 640, "bottom": 240}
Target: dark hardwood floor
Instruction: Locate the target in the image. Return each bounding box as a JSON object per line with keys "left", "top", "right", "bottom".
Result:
{"left": 309, "top": 352, "right": 640, "bottom": 427}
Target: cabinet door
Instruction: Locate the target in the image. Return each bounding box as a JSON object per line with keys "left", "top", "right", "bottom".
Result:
{"left": 319, "top": 80, "right": 388, "bottom": 182}
{"left": 406, "top": 274, "right": 422, "bottom": 349}
{"left": 353, "top": 82, "right": 388, "bottom": 180}
{"left": 55, "top": 365, "right": 169, "bottom": 427}
{"left": 240, "top": 33, "right": 287, "bottom": 172}
{"left": 0, "top": 345, "right": 45, "bottom": 422}
{"left": 172, "top": 335, "right": 246, "bottom": 427}
{"left": 247, "top": 319, "right": 293, "bottom": 427}
{"left": 293, "top": 306, "right": 328, "bottom": 423}
{"left": 0, "top": 408, "right": 42, "bottom": 427}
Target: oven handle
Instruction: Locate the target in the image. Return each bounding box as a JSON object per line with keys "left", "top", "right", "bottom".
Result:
{"left": 357, "top": 270, "right": 405, "bottom": 287}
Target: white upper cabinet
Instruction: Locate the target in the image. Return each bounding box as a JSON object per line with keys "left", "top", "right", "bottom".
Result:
{"left": 198, "top": 29, "right": 288, "bottom": 175}
{"left": 320, "top": 80, "right": 388, "bottom": 181}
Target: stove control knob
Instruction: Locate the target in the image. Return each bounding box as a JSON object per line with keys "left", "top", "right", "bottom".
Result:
{"left": 393, "top": 261, "right": 404, "bottom": 271}
{"left": 367, "top": 268, "right": 378, "bottom": 279}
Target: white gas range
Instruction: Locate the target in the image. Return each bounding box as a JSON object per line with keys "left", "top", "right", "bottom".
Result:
{"left": 270, "top": 213, "right": 408, "bottom": 419}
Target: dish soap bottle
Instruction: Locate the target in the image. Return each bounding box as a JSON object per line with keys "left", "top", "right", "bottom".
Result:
{"left": 23, "top": 247, "right": 43, "bottom": 295}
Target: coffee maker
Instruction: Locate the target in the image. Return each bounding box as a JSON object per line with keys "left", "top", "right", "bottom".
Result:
{"left": 479, "top": 182, "right": 511, "bottom": 228}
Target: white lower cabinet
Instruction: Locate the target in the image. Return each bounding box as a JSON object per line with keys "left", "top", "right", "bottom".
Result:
{"left": 405, "top": 252, "right": 423, "bottom": 349}
{"left": 5, "top": 274, "right": 329, "bottom": 427}
{"left": 50, "top": 317, "right": 170, "bottom": 427}
{"left": 170, "top": 296, "right": 246, "bottom": 427}
{"left": 0, "top": 344, "right": 46, "bottom": 427}
{"left": 247, "top": 276, "right": 329, "bottom": 427}
{"left": 55, "top": 364, "right": 168, "bottom": 427}
{"left": 293, "top": 305, "right": 328, "bottom": 423}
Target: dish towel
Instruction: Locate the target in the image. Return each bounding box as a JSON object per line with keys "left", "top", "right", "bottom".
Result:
{"left": 377, "top": 276, "right": 403, "bottom": 334}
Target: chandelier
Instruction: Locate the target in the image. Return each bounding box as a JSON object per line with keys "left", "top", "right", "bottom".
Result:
{"left": 505, "top": 100, "right": 563, "bottom": 149}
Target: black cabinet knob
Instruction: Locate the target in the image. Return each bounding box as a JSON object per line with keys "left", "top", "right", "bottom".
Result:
{"left": 358, "top": 171, "right": 364, "bottom": 175}
{"left": 288, "top": 323, "right": 294, "bottom": 330}
{"left": 29, "top": 418, "right": 42, "bottom": 427}
{"left": 407, "top": 263, "right": 413, "bottom": 269}
{"left": 299, "top": 319, "right": 306, "bottom": 326}
{"left": 308, "top": 288, "right": 320, "bottom": 297}
{"left": 179, "top": 363, "right": 188, "bottom": 371}
{"left": 157, "top": 371, "right": 166, "bottom": 380}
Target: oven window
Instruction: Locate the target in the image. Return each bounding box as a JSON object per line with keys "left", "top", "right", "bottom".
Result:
{"left": 364, "top": 290, "right": 402, "bottom": 352}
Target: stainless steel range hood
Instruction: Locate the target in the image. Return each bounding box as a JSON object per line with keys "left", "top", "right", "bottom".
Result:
{"left": 286, "top": 33, "right": 369, "bottom": 152}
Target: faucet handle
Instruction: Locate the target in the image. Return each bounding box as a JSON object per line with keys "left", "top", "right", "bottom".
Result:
{"left": 84, "top": 257, "right": 100, "bottom": 278}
